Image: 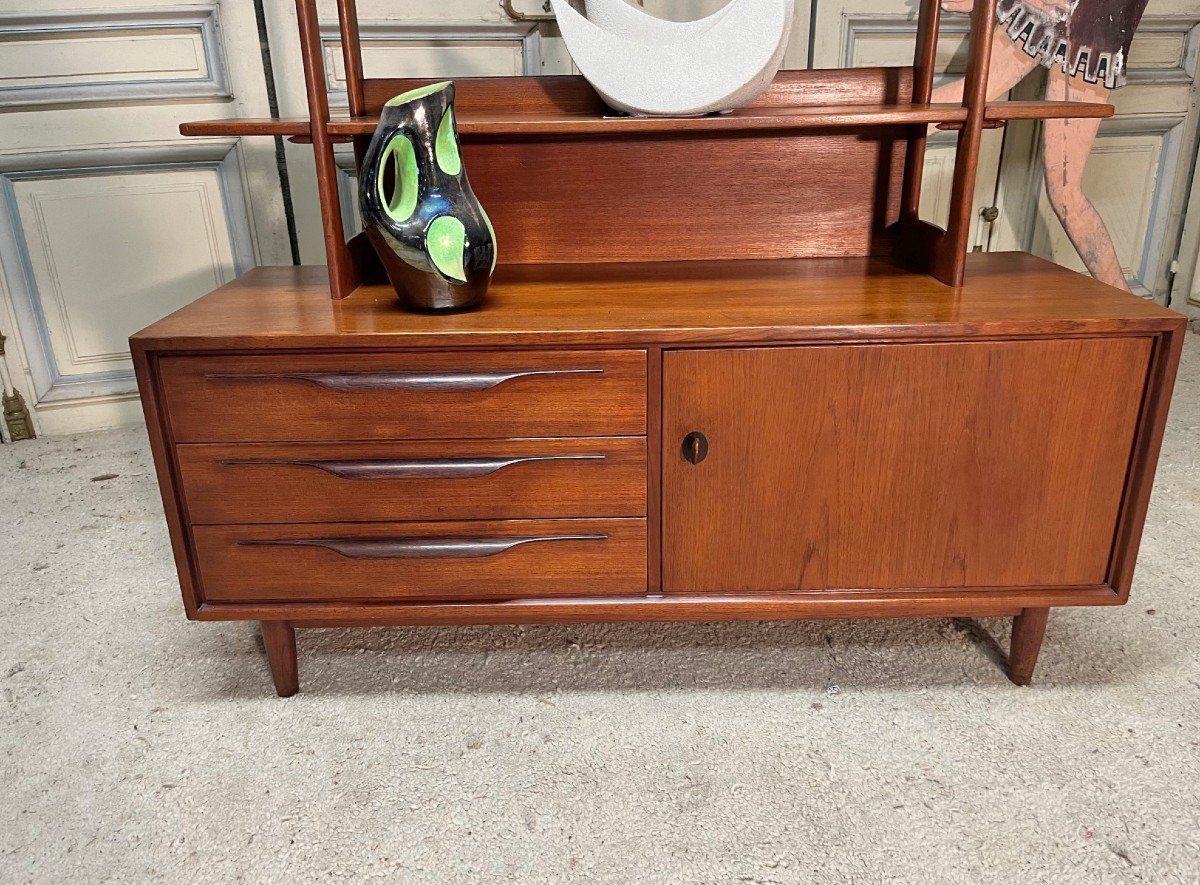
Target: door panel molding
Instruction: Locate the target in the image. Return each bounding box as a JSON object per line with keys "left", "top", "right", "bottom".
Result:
{"left": 838, "top": 14, "right": 970, "bottom": 75}
{"left": 335, "top": 152, "right": 360, "bottom": 236}
{"left": 318, "top": 20, "right": 543, "bottom": 107}
{"left": 0, "top": 142, "right": 254, "bottom": 403}
{"left": 1125, "top": 17, "right": 1199, "bottom": 85}
{"left": 0, "top": 6, "right": 232, "bottom": 108}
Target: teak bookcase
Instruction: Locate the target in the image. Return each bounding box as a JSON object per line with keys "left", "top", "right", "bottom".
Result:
{"left": 133, "top": 0, "right": 1186, "bottom": 695}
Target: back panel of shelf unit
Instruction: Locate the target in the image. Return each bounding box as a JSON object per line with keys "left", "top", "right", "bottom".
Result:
{"left": 361, "top": 69, "right": 915, "bottom": 265}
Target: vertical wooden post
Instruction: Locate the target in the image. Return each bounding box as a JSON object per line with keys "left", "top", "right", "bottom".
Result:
{"left": 262, "top": 621, "right": 299, "bottom": 697}
{"left": 901, "top": 0, "right": 942, "bottom": 223}
{"left": 930, "top": 0, "right": 996, "bottom": 286}
{"left": 336, "top": 0, "right": 371, "bottom": 169}
{"left": 1008, "top": 607, "right": 1050, "bottom": 685}
{"left": 336, "top": 0, "right": 366, "bottom": 117}
{"left": 296, "top": 0, "right": 359, "bottom": 299}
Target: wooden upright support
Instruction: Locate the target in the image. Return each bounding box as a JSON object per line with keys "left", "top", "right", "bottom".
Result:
{"left": 296, "top": 0, "right": 359, "bottom": 299}
{"left": 931, "top": 0, "right": 997, "bottom": 286}
{"left": 901, "top": 0, "right": 942, "bottom": 224}
{"left": 337, "top": 0, "right": 366, "bottom": 117}
{"left": 336, "top": 0, "right": 371, "bottom": 169}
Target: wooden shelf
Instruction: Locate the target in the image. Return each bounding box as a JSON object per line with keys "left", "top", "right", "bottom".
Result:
{"left": 134, "top": 252, "right": 1179, "bottom": 352}
{"left": 179, "top": 99, "right": 1113, "bottom": 140}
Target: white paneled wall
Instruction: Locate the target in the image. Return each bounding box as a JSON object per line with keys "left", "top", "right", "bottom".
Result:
{"left": 11, "top": 160, "right": 245, "bottom": 383}
{"left": 0, "top": 2, "right": 289, "bottom": 435}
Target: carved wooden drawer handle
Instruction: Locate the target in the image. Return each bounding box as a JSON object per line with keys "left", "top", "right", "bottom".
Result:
{"left": 219, "top": 454, "right": 605, "bottom": 479}
{"left": 239, "top": 535, "right": 608, "bottom": 559}
{"left": 208, "top": 368, "right": 603, "bottom": 392}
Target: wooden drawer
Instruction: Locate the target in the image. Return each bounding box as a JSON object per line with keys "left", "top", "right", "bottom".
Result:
{"left": 193, "top": 519, "right": 647, "bottom": 603}
{"left": 160, "top": 350, "right": 646, "bottom": 442}
{"left": 177, "top": 438, "right": 647, "bottom": 523}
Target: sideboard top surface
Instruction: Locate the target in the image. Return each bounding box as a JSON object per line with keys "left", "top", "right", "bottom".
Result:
{"left": 133, "top": 252, "right": 1184, "bottom": 352}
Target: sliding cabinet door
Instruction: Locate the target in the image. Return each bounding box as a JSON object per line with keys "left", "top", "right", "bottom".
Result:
{"left": 662, "top": 341, "right": 1150, "bottom": 593}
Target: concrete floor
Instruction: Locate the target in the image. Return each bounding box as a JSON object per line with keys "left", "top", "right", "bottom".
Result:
{"left": 2, "top": 336, "right": 1198, "bottom": 884}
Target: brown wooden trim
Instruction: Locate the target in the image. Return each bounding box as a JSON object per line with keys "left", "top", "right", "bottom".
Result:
{"left": 136, "top": 329, "right": 1182, "bottom": 362}
{"left": 1106, "top": 325, "right": 1188, "bottom": 599}
{"left": 362, "top": 70, "right": 916, "bottom": 118}
{"left": 646, "top": 347, "right": 663, "bottom": 593}
{"left": 180, "top": 118, "right": 311, "bottom": 137}
{"left": 188, "top": 585, "right": 1121, "bottom": 625}
{"left": 135, "top": 321, "right": 1184, "bottom": 354}
{"left": 179, "top": 101, "right": 1112, "bottom": 141}
{"left": 131, "top": 345, "right": 203, "bottom": 618}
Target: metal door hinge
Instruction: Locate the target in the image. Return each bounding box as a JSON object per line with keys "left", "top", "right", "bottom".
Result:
{"left": 972, "top": 206, "right": 1000, "bottom": 252}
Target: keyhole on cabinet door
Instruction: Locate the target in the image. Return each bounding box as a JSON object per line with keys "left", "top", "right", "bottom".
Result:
{"left": 682, "top": 431, "right": 709, "bottom": 464}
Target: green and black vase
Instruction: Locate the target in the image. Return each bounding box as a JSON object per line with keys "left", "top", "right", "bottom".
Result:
{"left": 360, "top": 81, "right": 496, "bottom": 311}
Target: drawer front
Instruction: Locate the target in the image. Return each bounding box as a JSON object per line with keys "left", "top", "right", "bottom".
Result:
{"left": 161, "top": 350, "right": 646, "bottom": 442}
{"left": 193, "top": 519, "right": 647, "bottom": 602}
{"left": 178, "top": 438, "right": 647, "bottom": 523}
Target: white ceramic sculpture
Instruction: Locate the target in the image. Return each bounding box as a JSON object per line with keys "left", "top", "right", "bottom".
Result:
{"left": 551, "top": 0, "right": 795, "bottom": 117}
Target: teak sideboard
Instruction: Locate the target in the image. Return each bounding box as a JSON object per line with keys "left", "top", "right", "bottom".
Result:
{"left": 132, "top": 254, "right": 1184, "bottom": 695}
{"left": 133, "top": 0, "right": 1186, "bottom": 694}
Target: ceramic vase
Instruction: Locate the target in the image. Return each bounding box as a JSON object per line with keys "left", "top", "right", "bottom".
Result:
{"left": 551, "top": 0, "right": 793, "bottom": 117}
{"left": 360, "top": 81, "right": 496, "bottom": 311}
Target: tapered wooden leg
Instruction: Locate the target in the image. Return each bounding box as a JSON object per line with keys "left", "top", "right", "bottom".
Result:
{"left": 261, "top": 621, "right": 299, "bottom": 697}
{"left": 1007, "top": 607, "right": 1050, "bottom": 686}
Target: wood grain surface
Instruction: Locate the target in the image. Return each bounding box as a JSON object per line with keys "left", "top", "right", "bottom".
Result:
{"left": 177, "top": 438, "right": 646, "bottom": 523}
{"left": 458, "top": 130, "right": 906, "bottom": 264}
{"left": 260, "top": 621, "right": 298, "bottom": 697}
{"left": 662, "top": 338, "right": 1153, "bottom": 592}
{"left": 189, "top": 586, "right": 1121, "bottom": 625}
{"left": 194, "top": 519, "right": 647, "bottom": 603}
{"left": 1007, "top": 607, "right": 1050, "bottom": 685}
{"left": 178, "top": 66, "right": 1110, "bottom": 140}
{"left": 180, "top": 100, "right": 1111, "bottom": 139}
{"left": 159, "top": 350, "right": 646, "bottom": 442}
{"left": 131, "top": 253, "right": 1183, "bottom": 353}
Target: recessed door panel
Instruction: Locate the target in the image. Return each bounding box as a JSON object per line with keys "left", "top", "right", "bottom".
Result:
{"left": 663, "top": 339, "right": 1151, "bottom": 592}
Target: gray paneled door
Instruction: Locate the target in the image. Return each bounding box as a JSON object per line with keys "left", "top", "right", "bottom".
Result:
{"left": 0, "top": 2, "right": 291, "bottom": 437}
{"left": 1, "top": 0, "right": 1195, "bottom": 439}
